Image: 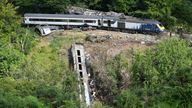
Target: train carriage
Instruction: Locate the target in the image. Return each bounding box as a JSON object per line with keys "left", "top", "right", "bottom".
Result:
{"left": 23, "top": 13, "right": 165, "bottom": 34}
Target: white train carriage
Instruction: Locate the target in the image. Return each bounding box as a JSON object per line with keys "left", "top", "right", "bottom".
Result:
{"left": 24, "top": 14, "right": 101, "bottom": 27}
{"left": 23, "top": 13, "right": 165, "bottom": 34}
{"left": 24, "top": 13, "right": 120, "bottom": 28}
{"left": 24, "top": 14, "right": 116, "bottom": 27}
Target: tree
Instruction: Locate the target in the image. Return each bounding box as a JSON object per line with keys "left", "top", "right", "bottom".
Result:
{"left": 113, "top": 0, "right": 137, "bottom": 14}
{"left": 0, "top": 0, "right": 18, "bottom": 33}
{"left": 114, "top": 38, "right": 192, "bottom": 108}
{"left": 172, "top": 0, "right": 192, "bottom": 32}
{"left": 130, "top": 38, "right": 192, "bottom": 107}
{"left": 116, "top": 90, "right": 141, "bottom": 108}
{"left": 173, "top": 0, "right": 192, "bottom": 25}
{"left": 14, "top": 0, "right": 70, "bottom": 13}
{"left": 0, "top": 0, "right": 37, "bottom": 77}
{"left": 132, "top": 38, "right": 192, "bottom": 87}
{"left": 0, "top": 48, "right": 24, "bottom": 77}
{"left": 0, "top": 92, "right": 45, "bottom": 108}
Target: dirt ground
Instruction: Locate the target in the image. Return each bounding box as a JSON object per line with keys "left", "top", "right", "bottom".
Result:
{"left": 85, "top": 39, "right": 149, "bottom": 60}
{"left": 76, "top": 30, "right": 154, "bottom": 61}
{"left": 39, "top": 29, "right": 156, "bottom": 63}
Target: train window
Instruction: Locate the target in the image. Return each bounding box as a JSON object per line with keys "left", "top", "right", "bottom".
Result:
{"left": 154, "top": 25, "right": 158, "bottom": 28}
{"left": 84, "top": 20, "right": 96, "bottom": 23}
{"left": 79, "top": 64, "right": 82, "bottom": 70}
{"left": 54, "top": 19, "right": 68, "bottom": 22}
{"left": 78, "top": 57, "right": 81, "bottom": 63}
{"left": 69, "top": 20, "right": 83, "bottom": 23}
{"left": 29, "top": 19, "right": 49, "bottom": 21}
{"left": 44, "top": 19, "right": 53, "bottom": 21}
{"left": 159, "top": 23, "right": 164, "bottom": 27}
{"left": 103, "top": 20, "right": 115, "bottom": 24}
{"left": 103, "top": 20, "right": 108, "bottom": 24}
{"left": 29, "top": 18, "right": 68, "bottom": 22}
{"left": 45, "top": 19, "right": 53, "bottom": 21}
{"left": 29, "top": 18, "right": 39, "bottom": 21}
{"left": 77, "top": 50, "right": 81, "bottom": 56}
{"left": 80, "top": 71, "right": 83, "bottom": 78}
{"left": 111, "top": 20, "right": 116, "bottom": 24}
{"left": 41, "top": 19, "right": 48, "bottom": 21}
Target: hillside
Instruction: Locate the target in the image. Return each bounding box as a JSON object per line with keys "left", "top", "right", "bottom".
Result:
{"left": 29, "top": 30, "right": 157, "bottom": 107}
{"left": 1, "top": 0, "right": 192, "bottom": 108}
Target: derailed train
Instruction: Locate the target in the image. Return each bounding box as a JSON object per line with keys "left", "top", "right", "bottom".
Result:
{"left": 23, "top": 13, "right": 165, "bottom": 34}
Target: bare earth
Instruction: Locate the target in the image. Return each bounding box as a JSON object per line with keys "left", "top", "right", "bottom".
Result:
{"left": 39, "top": 29, "right": 158, "bottom": 63}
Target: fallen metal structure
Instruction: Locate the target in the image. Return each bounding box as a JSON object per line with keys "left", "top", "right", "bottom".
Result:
{"left": 71, "top": 44, "right": 91, "bottom": 107}
{"left": 36, "top": 26, "right": 52, "bottom": 36}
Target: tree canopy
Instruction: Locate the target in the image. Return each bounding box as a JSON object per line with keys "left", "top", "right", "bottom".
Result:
{"left": 1, "top": 0, "right": 192, "bottom": 108}
{"left": 116, "top": 38, "right": 192, "bottom": 107}
{"left": 0, "top": 1, "right": 80, "bottom": 107}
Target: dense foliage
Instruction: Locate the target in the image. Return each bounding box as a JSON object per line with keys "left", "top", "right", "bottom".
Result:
{"left": 0, "top": 0, "right": 79, "bottom": 107}
{"left": 114, "top": 38, "right": 192, "bottom": 108}
{"left": 91, "top": 38, "right": 192, "bottom": 108}
{"left": 1, "top": 0, "right": 192, "bottom": 107}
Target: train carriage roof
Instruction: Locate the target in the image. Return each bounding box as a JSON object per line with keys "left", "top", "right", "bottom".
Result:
{"left": 24, "top": 13, "right": 161, "bottom": 24}
{"left": 123, "top": 16, "right": 160, "bottom": 24}
{"left": 125, "top": 19, "right": 160, "bottom": 24}
{"left": 24, "top": 13, "right": 117, "bottom": 19}
{"left": 24, "top": 13, "right": 100, "bottom": 19}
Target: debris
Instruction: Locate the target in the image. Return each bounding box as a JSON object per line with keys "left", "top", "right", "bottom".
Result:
{"left": 36, "top": 26, "right": 52, "bottom": 36}
{"left": 66, "top": 6, "right": 124, "bottom": 17}
{"left": 86, "top": 34, "right": 112, "bottom": 43}
{"left": 141, "top": 41, "right": 145, "bottom": 44}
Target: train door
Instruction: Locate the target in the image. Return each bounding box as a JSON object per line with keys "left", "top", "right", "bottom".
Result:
{"left": 98, "top": 20, "right": 101, "bottom": 26}
{"left": 118, "top": 22, "right": 125, "bottom": 29}
{"left": 107, "top": 20, "right": 111, "bottom": 27}
{"left": 98, "top": 19, "right": 101, "bottom": 27}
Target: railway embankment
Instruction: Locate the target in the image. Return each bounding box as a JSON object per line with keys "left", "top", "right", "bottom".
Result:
{"left": 39, "top": 29, "right": 181, "bottom": 107}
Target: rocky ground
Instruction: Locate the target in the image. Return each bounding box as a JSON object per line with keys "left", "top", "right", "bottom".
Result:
{"left": 66, "top": 6, "right": 124, "bottom": 17}
{"left": 43, "top": 29, "right": 168, "bottom": 65}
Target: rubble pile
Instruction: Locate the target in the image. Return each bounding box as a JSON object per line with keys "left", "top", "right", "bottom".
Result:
{"left": 66, "top": 6, "right": 149, "bottom": 21}
{"left": 86, "top": 33, "right": 112, "bottom": 43}
{"left": 66, "top": 6, "right": 124, "bottom": 17}
{"left": 84, "top": 30, "right": 159, "bottom": 45}
{"left": 180, "top": 34, "right": 192, "bottom": 44}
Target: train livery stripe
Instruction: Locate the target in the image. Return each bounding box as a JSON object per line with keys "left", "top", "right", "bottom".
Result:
{"left": 157, "top": 24, "right": 165, "bottom": 31}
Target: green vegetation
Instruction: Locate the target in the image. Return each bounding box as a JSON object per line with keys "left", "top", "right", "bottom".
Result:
{"left": 1, "top": 0, "right": 192, "bottom": 108}
{"left": 90, "top": 38, "right": 192, "bottom": 108}
{"left": 130, "top": 38, "right": 192, "bottom": 107}
{"left": 106, "top": 38, "right": 192, "bottom": 108}
{"left": 0, "top": 0, "right": 79, "bottom": 107}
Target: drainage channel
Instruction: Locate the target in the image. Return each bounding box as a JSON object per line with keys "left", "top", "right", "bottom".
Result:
{"left": 71, "top": 43, "right": 91, "bottom": 107}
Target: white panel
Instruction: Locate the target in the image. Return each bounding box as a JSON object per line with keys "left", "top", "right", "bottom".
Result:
{"left": 25, "top": 16, "right": 100, "bottom": 27}
{"left": 125, "top": 22, "right": 142, "bottom": 30}
{"left": 111, "top": 22, "right": 118, "bottom": 28}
